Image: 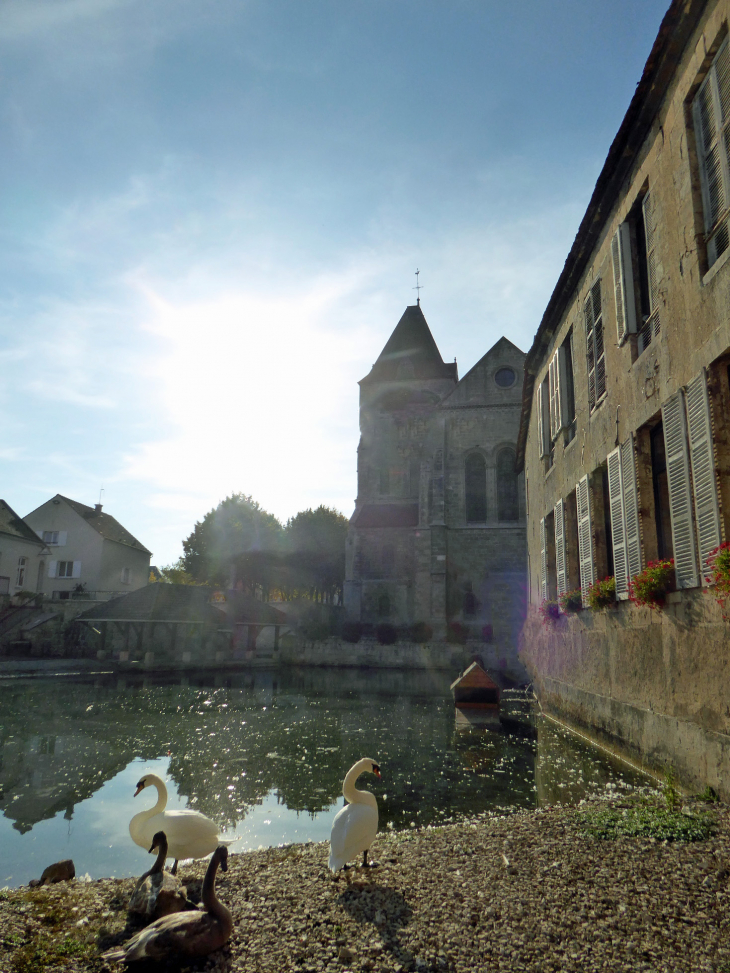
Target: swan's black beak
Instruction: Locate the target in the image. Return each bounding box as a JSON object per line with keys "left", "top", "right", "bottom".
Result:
{"left": 148, "top": 841, "right": 156, "bottom": 854}
{"left": 373, "top": 764, "right": 381, "bottom": 779}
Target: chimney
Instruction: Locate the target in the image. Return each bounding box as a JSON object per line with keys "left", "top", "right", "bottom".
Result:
{"left": 94, "top": 503, "right": 103, "bottom": 514}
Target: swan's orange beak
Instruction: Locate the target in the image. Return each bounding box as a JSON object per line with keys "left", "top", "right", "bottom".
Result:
{"left": 134, "top": 782, "right": 145, "bottom": 797}
{"left": 373, "top": 765, "right": 381, "bottom": 779}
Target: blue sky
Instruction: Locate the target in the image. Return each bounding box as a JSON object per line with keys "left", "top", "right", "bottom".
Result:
{"left": 1, "top": 0, "right": 671, "bottom": 565}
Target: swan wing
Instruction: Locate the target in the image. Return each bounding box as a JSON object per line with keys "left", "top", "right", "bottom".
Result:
{"left": 134, "top": 810, "right": 221, "bottom": 860}
{"left": 107, "top": 912, "right": 225, "bottom": 962}
{"left": 328, "top": 803, "right": 378, "bottom": 872}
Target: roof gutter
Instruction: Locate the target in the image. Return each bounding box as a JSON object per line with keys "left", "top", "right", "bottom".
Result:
{"left": 515, "top": 0, "right": 707, "bottom": 472}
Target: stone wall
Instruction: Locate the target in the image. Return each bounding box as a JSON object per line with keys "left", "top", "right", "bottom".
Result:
{"left": 519, "top": 591, "right": 730, "bottom": 798}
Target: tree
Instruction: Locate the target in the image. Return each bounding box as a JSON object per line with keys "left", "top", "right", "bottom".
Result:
{"left": 150, "top": 559, "right": 199, "bottom": 585}
{"left": 182, "top": 494, "right": 284, "bottom": 596}
{"left": 282, "top": 506, "right": 349, "bottom": 604}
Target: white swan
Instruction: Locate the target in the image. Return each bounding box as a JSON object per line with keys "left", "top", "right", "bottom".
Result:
{"left": 129, "top": 773, "right": 223, "bottom": 875}
{"left": 328, "top": 757, "right": 381, "bottom": 872}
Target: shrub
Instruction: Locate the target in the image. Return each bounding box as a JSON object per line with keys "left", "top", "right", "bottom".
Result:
{"left": 705, "top": 542, "right": 730, "bottom": 615}
{"left": 586, "top": 576, "right": 616, "bottom": 610}
{"left": 559, "top": 589, "right": 583, "bottom": 613}
{"left": 539, "top": 599, "right": 561, "bottom": 625}
{"left": 446, "top": 620, "right": 468, "bottom": 644}
{"left": 375, "top": 622, "right": 397, "bottom": 645}
{"left": 341, "top": 620, "right": 363, "bottom": 644}
{"left": 409, "top": 621, "right": 433, "bottom": 643}
{"left": 629, "top": 558, "right": 674, "bottom": 609}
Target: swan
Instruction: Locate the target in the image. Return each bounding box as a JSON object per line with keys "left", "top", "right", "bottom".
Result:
{"left": 129, "top": 773, "right": 223, "bottom": 875}
{"left": 128, "top": 830, "right": 190, "bottom": 922}
{"left": 328, "top": 757, "right": 381, "bottom": 872}
{"left": 103, "top": 845, "right": 232, "bottom": 963}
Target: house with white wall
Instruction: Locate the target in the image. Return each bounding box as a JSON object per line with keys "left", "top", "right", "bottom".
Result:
{"left": 24, "top": 495, "right": 152, "bottom": 600}
{"left": 0, "top": 500, "right": 48, "bottom": 595}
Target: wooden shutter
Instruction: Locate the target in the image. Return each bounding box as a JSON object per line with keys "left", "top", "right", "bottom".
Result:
{"left": 537, "top": 380, "right": 550, "bottom": 457}
{"left": 662, "top": 391, "right": 700, "bottom": 588}
{"left": 639, "top": 193, "right": 661, "bottom": 353}
{"left": 607, "top": 447, "right": 629, "bottom": 599}
{"left": 686, "top": 369, "right": 722, "bottom": 579}
{"left": 48, "top": 560, "right": 57, "bottom": 578}
{"left": 554, "top": 498, "right": 567, "bottom": 597}
{"left": 539, "top": 517, "right": 548, "bottom": 601}
{"left": 611, "top": 223, "right": 637, "bottom": 344}
{"left": 621, "top": 434, "right": 642, "bottom": 586}
{"left": 576, "top": 474, "right": 595, "bottom": 606}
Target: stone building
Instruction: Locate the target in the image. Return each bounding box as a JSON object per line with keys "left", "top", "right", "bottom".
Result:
{"left": 516, "top": 0, "right": 730, "bottom": 797}
{"left": 344, "top": 303, "right": 526, "bottom": 664}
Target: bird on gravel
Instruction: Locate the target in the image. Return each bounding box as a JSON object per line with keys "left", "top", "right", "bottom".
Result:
{"left": 329, "top": 757, "right": 381, "bottom": 872}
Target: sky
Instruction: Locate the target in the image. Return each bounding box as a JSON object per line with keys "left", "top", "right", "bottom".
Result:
{"left": 0, "top": 0, "right": 673, "bottom": 566}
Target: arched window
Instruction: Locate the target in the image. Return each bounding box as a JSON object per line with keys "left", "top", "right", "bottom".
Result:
{"left": 465, "top": 453, "right": 487, "bottom": 523}
{"left": 378, "top": 594, "right": 390, "bottom": 617}
{"left": 497, "top": 448, "right": 519, "bottom": 521}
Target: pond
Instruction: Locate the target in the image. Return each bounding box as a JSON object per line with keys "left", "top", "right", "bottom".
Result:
{"left": 0, "top": 666, "right": 650, "bottom": 888}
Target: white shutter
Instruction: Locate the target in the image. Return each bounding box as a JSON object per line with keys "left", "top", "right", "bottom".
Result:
{"left": 686, "top": 369, "right": 722, "bottom": 580}
{"left": 607, "top": 447, "right": 629, "bottom": 600}
{"left": 548, "top": 354, "right": 558, "bottom": 440}
{"left": 554, "top": 498, "right": 567, "bottom": 597}
{"left": 621, "top": 434, "right": 642, "bottom": 585}
{"left": 585, "top": 280, "right": 605, "bottom": 409}
{"left": 576, "top": 474, "right": 595, "bottom": 606}
{"left": 537, "top": 380, "right": 550, "bottom": 457}
{"left": 72, "top": 561, "right": 82, "bottom": 579}
{"left": 48, "top": 560, "right": 57, "bottom": 578}
{"left": 662, "top": 391, "right": 700, "bottom": 588}
{"left": 58, "top": 531, "right": 67, "bottom": 546}
{"left": 539, "top": 517, "right": 548, "bottom": 601}
{"left": 639, "top": 192, "right": 661, "bottom": 354}
{"left": 611, "top": 222, "right": 637, "bottom": 344}
{"left": 584, "top": 293, "right": 596, "bottom": 411}
{"left": 693, "top": 38, "right": 730, "bottom": 268}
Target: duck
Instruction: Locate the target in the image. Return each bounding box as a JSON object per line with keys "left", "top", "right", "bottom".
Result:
{"left": 128, "top": 830, "right": 190, "bottom": 922}
{"left": 328, "top": 757, "right": 381, "bottom": 872}
{"left": 129, "top": 773, "right": 223, "bottom": 875}
{"left": 102, "top": 845, "right": 232, "bottom": 963}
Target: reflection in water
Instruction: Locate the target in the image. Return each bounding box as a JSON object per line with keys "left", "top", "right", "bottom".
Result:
{"left": 0, "top": 669, "right": 648, "bottom": 887}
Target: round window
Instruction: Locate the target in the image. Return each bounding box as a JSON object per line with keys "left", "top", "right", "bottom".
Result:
{"left": 494, "top": 367, "right": 516, "bottom": 388}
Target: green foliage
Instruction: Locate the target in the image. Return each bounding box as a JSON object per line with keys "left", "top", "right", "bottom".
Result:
{"left": 629, "top": 558, "right": 674, "bottom": 609}
{"left": 663, "top": 767, "right": 681, "bottom": 810}
{"left": 578, "top": 801, "right": 713, "bottom": 842}
{"left": 698, "top": 784, "right": 720, "bottom": 803}
{"left": 705, "top": 542, "right": 730, "bottom": 615}
{"left": 586, "top": 575, "right": 616, "bottom": 610}
{"left": 559, "top": 589, "right": 583, "bottom": 613}
{"left": 281, "top": 506, "right": 349, "bottom": 604}
{"left": 151, "top": 558, "right": 199, "bottom": 585}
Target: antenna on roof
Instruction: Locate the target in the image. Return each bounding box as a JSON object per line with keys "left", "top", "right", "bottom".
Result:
{"left": 413, "top": 268, "right": 423, "bottom": 306}
{"left": 98, "top": 486, "right": 104, "bottom": 505}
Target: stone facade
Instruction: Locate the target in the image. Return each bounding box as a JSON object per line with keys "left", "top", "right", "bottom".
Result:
{"left": 516, "top": 0, "right": 730, "bottom": 795}
{"left": 344, "top": 304, "right": 527, "bottom": 667}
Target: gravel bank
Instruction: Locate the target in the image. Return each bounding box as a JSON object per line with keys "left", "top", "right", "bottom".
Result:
{"left": 1, "top": 799, "right": 728, "bottom": 973}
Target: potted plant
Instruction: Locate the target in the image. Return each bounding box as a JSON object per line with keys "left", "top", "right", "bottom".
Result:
{"left": 559, "top": 589, "right": 583, "bottom": 613}
{"left": 586, "top": 576, "right": 616, "bottom": 610}
{"left": 539, "top": 599, "right": 561, "bottom": 625}
{"left": 629, "top": 558, "right": 674, "bottom": 609}
{"left": 705, "top": 543, "right": 730, "bottom": 615}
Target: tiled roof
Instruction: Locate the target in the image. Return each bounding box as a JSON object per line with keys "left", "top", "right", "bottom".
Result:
{"left": 0, "top": 500, "right": 45, "bottom": 546}
{"left": 76, "top": 584, "right": 225, "bottom": 623}
{"left": 223, "top": 591, "right": 288, "bottom": 625}
{"left": 58, "top": 496, "right": 152, "bottom": 554}
{"left": 360, "top": 306, "right": 458, "bottom": 385}
{"left": 351, "top": 504, "right": 419, "bottom": 528}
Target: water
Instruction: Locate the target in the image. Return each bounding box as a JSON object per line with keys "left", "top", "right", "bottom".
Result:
{"left": 0, "top": 667, "right": 649, "bottom": 887}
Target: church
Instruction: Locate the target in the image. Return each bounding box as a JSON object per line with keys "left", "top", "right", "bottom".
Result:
{"left": 344, "top": 302, "right": 527, "bottom": 663}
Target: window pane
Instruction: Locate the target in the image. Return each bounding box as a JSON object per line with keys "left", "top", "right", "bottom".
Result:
{"left": 497, "top": 449, "right": 519, "bottom": 521}
{"left": 465, "top": 454, "right": 487, "bottom": 523}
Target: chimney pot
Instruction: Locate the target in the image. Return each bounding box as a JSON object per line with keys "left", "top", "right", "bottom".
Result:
{"left": 95, "top": 503, "right": 103, "bottom": 514}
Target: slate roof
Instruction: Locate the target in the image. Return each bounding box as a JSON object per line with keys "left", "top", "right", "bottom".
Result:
{"left": 0, "top": 500, "right": 45, "bottom": 546}
{"left": 57, "top": 495, "right": 152, "bottom": 554}
{"left": 76, "top": 584, "right": 225, "bottom": 623}
{"left": 360, "top": 305, "right": 458, "bottom": 385}
{"left": 223, "top": 591, "right": 288, "bottom": 625}
{"left": 351, "top": 504, "right": 420, "bottom": 528}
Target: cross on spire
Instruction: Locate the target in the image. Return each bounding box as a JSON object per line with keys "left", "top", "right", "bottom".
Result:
{"left": 413, "top": 268, "right": 423, "bottom": 305}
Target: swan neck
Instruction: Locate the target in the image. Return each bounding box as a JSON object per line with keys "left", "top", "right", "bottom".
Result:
{"left": 343, "top": 763, "right": 367, "bottom": 803}
{"left": 150, "top": 777, "right": 167, "bottom": 815}
{"left": 151, "top": 840, "right": 167, "bottom": 874}
{"left": 202, "top": 855, "right": 230, "bottom": 924}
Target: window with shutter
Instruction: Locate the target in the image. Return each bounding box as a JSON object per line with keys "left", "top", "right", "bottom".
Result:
{"left": 584, "top": 280, "right": 605, "bottom": 412}
{"left": 607, "top": 448, "right": 629, "bottom": 599}
{"left": 662, "top": 391, "right": 700, "bottom": 588}
{"left": 540, "top": 517, "right": 548, "bottom": 601}
{"left": 686, "top": 369, "right": 722, "bottom": 580}
{"left": 548, "top": 354, "right": 560, "bottom": 440}
{"left": 48, "top": 560, "right": 57, "bottom": 578}
{"left": 576, "top": 474, "right": 595, "bottom": 605}
{"left": 621, "top": 434, "right": 643, "bottom": 586}
{"left": 611, "top": 223, "right": 637, "bottom": 345}
{"left": 693, "top": 36, "right": 730, "bottom": 269}
{"left": 537, "top": 380, "right": 550, "bottom": 458}
{"left": 638, "top": 192, "right": 661, "bottom": 354}
{"left": 554, "top": 498, "right": 567, "bottom": 596}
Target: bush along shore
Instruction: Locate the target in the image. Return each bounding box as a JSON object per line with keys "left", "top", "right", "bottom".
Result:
{"left": 1, "top": 794, "right": 728, "bottom": 973}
